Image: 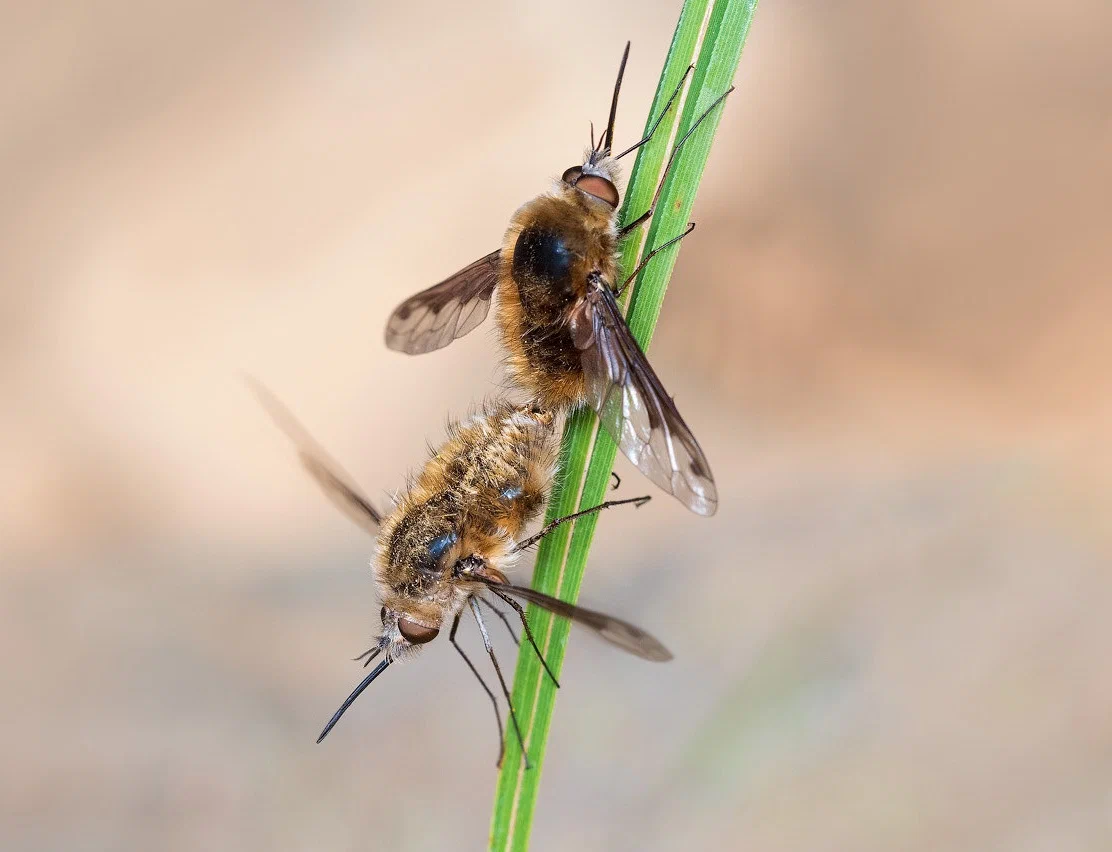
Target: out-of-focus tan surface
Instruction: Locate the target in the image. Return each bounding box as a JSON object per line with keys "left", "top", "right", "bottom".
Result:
{"left": 2, "top": 0, "right": 1110, "bottom": 849}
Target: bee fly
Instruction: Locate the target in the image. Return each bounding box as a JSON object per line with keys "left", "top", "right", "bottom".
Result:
{"left": 250, "top": 380, "right": 669, "bottom": 767}
{"left": 385, "top": 43, "right": 732, "bottom": 517}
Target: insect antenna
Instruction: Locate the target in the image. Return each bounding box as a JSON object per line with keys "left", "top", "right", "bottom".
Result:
{"left": 596, "top": 41, "right": 631, "bottom": 158}
{"left": 352, "top": 646, "right": 380, "bottom": 666}
{"left": 511, "top": 494, "right": 651, "bottom": 553}
{"left": 612, "top": 64, "right": 694, "bottom": 161}
{"left": 316, "top": 653, "right": 391, "bottom": 743}
{"left": 450, "top": 610, "right": 506, "bottom": 767}
{"left": 619, "top": 87, "right": 734, "bottom": 237}
{"left": 470, "top": 597, "right": 532, "bottom": 769}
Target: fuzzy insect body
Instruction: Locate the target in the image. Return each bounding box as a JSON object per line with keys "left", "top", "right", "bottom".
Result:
{"left": 376, "top": 403, "right": 557, "bottom": 634}
{"left": 498, "top": 190, "right": 618, "bottom": 411}
{"left": 250, "top": 381, "right": 667, "bottom": 761}
{"left": 384, "top": 43, "right": 730, "bottom": 516}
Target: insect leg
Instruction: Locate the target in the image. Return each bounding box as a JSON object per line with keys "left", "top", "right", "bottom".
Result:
{"left": 610, "top": 471, "right": 621, "bottom": 490}
{"left": 512, "top": 495, "right": 651, "bottom": 553}
{"left": 617, "top": 87, "right": 734, "bottom": 238}
{"left": 619, "top": 207, "right": 653, "bottom": 236}
{"left": 477, "top": 596, "right": 520, "bottom": 646}
{"left": 612, "top": 64, "right": 694, "bottom": 161}
{"left": 450, "top": 608, "right": 505, "bottom": 768}
{"left": 615, "top": 222, "right": 696, "bottom": 297}
{"left": 490, "top": 589, "right": 560, "bottom": 689}
{"left": 469, "top": 597, "right": 532, "bottom": 770}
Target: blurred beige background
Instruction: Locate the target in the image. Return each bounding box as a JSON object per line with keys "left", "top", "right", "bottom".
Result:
{"left": 2, "top": 0, "right": 1111, "bottom": 849}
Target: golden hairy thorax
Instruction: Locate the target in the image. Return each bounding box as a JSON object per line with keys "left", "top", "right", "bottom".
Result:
{"left": 373, "top": 403, "right": 557, "bottom": 623}
{"left": 496, "top": 188, "right": 619, "bottom": 410}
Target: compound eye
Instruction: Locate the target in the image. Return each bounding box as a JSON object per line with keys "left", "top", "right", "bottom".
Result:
{"left": 380, "top": 606, "right": 387, "bottom": 624}
{"left": 574, "top": 175, "right": 619, "bottom": 208}
{"left": 561, "top": 166, "right": 583, "bottom": 184}
{"left": 397, "top": 618, "right": 440, "bottom": 645}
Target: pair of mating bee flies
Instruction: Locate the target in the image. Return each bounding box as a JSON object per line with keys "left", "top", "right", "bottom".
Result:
{"left": 256, "top": 43, "right": 731, "bottom": 767}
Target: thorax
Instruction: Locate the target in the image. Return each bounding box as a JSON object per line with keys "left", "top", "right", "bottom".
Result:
{"left": 502, "top": 194, "right": 619, "bottom": 309}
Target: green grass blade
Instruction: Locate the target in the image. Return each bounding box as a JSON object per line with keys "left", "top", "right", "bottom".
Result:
{"left": 489, "top": 2, "right": 759, "bottom": 849}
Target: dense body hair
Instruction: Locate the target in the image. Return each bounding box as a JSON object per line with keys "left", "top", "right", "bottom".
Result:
{"left": 252, "top": 374, "right": 671, "bottom": 751}
{"left": 374, "top": 403, "right": 557, "bottom": 630}
{"left": 496, "top": 183, "right": 619, "bottom": 410}
{"left": 381, "top": 45, "right": 725, "bottom": 516}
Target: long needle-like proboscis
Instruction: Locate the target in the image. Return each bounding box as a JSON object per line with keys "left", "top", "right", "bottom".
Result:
{"left": 316, "top": 655, "right": 392, "bottom": 743}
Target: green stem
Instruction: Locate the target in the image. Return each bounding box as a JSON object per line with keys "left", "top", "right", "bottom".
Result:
{"left": 489, "top": 2, "right": 759, "bottom": 848}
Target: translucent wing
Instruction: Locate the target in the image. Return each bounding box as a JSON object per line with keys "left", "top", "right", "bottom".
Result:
{"left": 485, "top": 581, "right": 672, "bottom": 662}
{"left": 248, "top": 378, "right": 383, "bottom": 535}
{"left": 570, "top": 285, "right": 718, "bottom": 516}
{"left": 384, "top": 250, "right": 500, "bottom": 354}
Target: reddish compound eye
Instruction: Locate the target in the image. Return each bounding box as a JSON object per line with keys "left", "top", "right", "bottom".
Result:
{"left": 573, "top": 175, "right": 619, "bottom": 208}
{"left": 397, "top": 618, "right": 439, "bottom": 645}
{"left": 561, "top": 166, "right": 582, "bottom": 184}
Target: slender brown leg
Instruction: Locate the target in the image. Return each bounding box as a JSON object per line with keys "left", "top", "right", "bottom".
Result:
{"left": 611, "top": 64, "right": 695, "bottom": 160}
{"left": 512, "top": 495, "right": 650, "bottom": 554}
{"left": 470, "top": 597, "right": 531, "bottom": 770}
{"left": 450, "top": 608, "right": 505, "bottom": 767}
{"left": 477, "top": 596, "right": 520, "bottom": 646}
{"left": 490, "top": 589, "right": 560, "bottom": 689}
{"left": 615, "top": 222, "right": 696, "bottom": 298}
{"left": 617, "top": 87, "right": 734, "bottom": 238}
{"left": 618, "top": 208, "right": 652, "bottom": 237}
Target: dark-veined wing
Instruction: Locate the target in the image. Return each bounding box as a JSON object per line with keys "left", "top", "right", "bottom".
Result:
{"left": 384, "top": 250, "right": 500, "bottom": 354}
{"left": 569, "top": 284, "right": 718, "bottom": 516}
{"left": 247, "top": 378, "right": 382, "bottom": 536}
{"left": 482, "top": 580, "right": 671, "bottom": 662}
